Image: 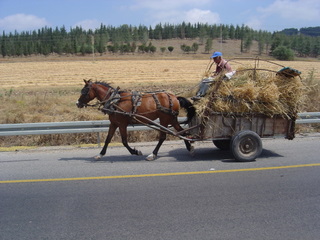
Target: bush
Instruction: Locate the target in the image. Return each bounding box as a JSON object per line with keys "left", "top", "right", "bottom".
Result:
{"left": 180, "top": 44, "right": 187, "bottom": 52}
{"left": 272, "top": 45, "right": 294, "bottom": 60}
{"left": 180, "top": 44, "right": 191, "bottom": 54}
{"left": 168, "top": 46, "right": 174, "bottom": 52}
{"left": 191, "top": 42, "right": 199, "bottom": 53}
{"left": 149, "top": 45, "right": 156, "bottom": 53}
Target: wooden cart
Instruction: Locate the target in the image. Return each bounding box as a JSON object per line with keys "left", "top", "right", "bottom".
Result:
{"left": 185, "top": 110, "right": 295, "bottom": 161}
{"left": 181, "top": 58, "right": 300, "bottom": 161}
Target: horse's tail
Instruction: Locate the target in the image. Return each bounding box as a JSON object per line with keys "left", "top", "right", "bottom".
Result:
{"left": 177, "top": 96, "right": 196, "bottom": 124}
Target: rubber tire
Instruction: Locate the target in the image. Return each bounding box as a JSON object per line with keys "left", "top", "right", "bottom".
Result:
{"left": 213, "top": 140, "right": 231, "bottom": 150}
{"left": 231, "top": 130, "right": 262, "bottom": 162}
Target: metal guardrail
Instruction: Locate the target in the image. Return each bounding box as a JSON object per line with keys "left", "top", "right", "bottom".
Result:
{"left": 295, "top": 112, "right": 320, "bottom": 124}
{"left": 0, "top": 120, "right": 155, "bottom": 136}
{"left": 0, "top": 113, "right": 319, "bottom": 137}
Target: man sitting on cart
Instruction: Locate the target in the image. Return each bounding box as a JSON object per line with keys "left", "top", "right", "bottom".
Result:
{"left": 192, "top": 51, "right": 235, "bottom": 100}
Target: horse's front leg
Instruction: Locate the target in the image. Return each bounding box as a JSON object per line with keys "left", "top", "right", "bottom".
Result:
{"left": 146, "top": 131, "right": 166, "bottom": 161}
{"left": 118, "top": 125, "right": 142, "bottom": 156}
{"left": 94, "top": 123, "right": 118, "bottom": 160}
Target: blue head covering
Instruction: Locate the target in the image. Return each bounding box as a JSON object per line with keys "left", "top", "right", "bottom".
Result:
{"left": 210, "top": 51, "right": 222, "bottom": 58}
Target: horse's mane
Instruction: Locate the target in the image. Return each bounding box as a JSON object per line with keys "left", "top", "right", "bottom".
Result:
{"left": 92, "top": 81, "right": 129, "bottom": 94}
{"left": 94, "top": 81, "right": 115, "bottom": 90}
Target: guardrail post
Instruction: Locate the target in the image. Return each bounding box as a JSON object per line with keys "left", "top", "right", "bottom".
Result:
{"left": 97, "top": 132, "right": 101, "bottom": 147}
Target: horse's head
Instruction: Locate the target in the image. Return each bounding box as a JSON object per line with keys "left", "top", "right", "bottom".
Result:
{"left": 77, "top": 79, "right": 115, "bottom": 108}
{"left": 76, "top": 79, "right": 96, "bottom": 108}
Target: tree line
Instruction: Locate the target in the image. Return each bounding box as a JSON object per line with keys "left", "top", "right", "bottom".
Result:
{"left": 280, "top": 27, "right": 320, "bottom": 37}
{"left": 1, "top": 22, "right": 319, "bottom": 60}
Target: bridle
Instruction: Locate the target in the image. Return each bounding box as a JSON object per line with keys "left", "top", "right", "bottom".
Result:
{"left": 78, "top": 83, "right": 115, "bottom": 108}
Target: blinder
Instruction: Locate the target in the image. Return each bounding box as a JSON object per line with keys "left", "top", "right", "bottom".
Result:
{"left": 77, "top": 85, "right": 92, "bottom": 108}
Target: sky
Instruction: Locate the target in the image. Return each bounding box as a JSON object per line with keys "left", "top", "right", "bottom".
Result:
{"left": 0, "top": 0, "right": 319, "bottom": 33}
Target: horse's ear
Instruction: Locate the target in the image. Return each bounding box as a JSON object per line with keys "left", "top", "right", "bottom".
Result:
{"left": 83, "top": 79, "right": 92, "bottom": 85}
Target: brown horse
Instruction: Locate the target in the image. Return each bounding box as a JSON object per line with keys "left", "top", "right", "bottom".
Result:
{"left": 76, "top": 80, "right": 195, "bottom": 160}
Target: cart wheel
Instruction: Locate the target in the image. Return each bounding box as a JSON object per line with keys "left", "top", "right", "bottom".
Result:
{"left": 213, "top": 140, "right": 230, "bottom": 150}
{"left": 231, "top": 130, "right": 262, "bottom": 162}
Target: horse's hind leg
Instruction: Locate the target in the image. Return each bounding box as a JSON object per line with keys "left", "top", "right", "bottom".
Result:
{"left": 118, "top": 125, "right": 142, "bottom": 156}
{"left": 184, "top": 139, "right": 194, "bottom": 156}
{"left": 95, "top": 123, "right": 117, "bottom": 160}
{"left": 171, "top": 120, "right": 194, "bottom": 156}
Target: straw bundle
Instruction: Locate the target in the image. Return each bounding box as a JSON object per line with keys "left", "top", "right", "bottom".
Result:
{"left": 195, "top": 67, "right": 304, "bottom": 119}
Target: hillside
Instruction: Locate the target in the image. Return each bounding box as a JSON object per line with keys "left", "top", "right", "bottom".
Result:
{"left": 0, "top": 38, "right": 266, "bottom": 63}
{"left": 143, "top": 38, "right": 264, "bottom": 59}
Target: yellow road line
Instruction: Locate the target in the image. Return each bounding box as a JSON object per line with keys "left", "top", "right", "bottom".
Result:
{"left": 1, "top": 163, "right": 320, "bottom": 184}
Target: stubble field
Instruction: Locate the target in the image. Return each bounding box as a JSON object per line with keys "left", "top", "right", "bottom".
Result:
{"left": 1, "top": 58, "right": 319, "bottom": 89}
{"left": 0, "top": 57, "right": 319, "bottom": 147}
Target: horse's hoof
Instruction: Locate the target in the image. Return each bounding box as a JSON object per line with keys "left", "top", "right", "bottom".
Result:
{"left": 146, "top": 153, "right": 157, "bottom": 161}
{"left": 133, "top": 148, "right": 143, "bottom": 156}
{"left": 93, "top": 154, "right": 103, "bottom": 160}
{"left": 189, "top": 146, "right": 195, "bottom": 157}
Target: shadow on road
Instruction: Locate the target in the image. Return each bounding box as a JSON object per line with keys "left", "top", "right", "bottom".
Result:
{"left": 59, "top": 154, "right": 144, "bottom": 163}
{"left": 58, "top": 146, "right": 283, "bottom": 163}
{"left": 169, "top": 147, "right": 283, "bottom": 162}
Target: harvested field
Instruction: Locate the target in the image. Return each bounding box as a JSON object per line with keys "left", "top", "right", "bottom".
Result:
{"left": 1, "top": 59, "right": 319, "bottom": 89}
{"left": 0, "top": 59, "right": 206, "bottom": 89}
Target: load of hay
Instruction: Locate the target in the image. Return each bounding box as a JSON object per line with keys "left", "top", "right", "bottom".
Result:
{"left": 194, "top": 65, "right": 305, "bottom": 120}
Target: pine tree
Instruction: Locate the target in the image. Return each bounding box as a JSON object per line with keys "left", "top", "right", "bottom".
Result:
{"left": 1, "top": 32, "right": 7, "bottom": 57}
{"left": 205, "top": 38, "right": 213, "bottom": 53}
{"left": 199, "top": 26, "right": 207, "bottom": 45}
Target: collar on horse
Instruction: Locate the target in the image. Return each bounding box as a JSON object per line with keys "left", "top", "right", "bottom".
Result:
{"left": 101, "top": 87, "right": 121, "bottom": 113}
{"left": 102, "top": 89, "right": 140, "bottom": 115}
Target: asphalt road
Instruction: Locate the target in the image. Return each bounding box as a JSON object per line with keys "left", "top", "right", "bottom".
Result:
{"left": 1, "top": 134, "right": 320, "bottom": 240}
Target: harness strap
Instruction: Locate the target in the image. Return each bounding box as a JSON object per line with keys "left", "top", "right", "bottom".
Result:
{"left": 102, "top": 87, "right": 120, "bottom": 114}
{"left": 103, "top": 88, "right": 113, "bottom": 102}
{"left": 131, "top": 91, "right": 142, "bottom": 114}
{"left": 166, "top": 92, "right": 174, "bottom": 110}
{"left": 102, "top": 90, "right": 178, "bottom": 117}
{"left": 152, "top": 93, "right": 178, "bottom": 116}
